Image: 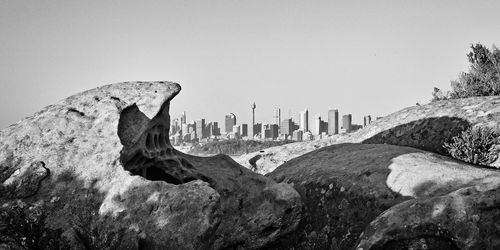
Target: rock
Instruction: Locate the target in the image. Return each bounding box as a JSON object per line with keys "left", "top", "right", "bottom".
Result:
{"left": 0, "top": 81, "right": 301, "bottom": 249}
{"left": 2, "top": 161, "right": 49, "bottom": 198}
{"left": 266, "top": 143, "right": 500, "bottom": 249}
{"left": 236, "top": 96, "right": 500, "bottom": 173}
{"left": 357, "top": 184, "right": 500, "bottom": 250}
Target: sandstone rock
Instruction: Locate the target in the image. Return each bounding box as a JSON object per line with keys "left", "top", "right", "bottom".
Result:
{"left": 266, "top": 143, "right": 500, "bottom": 249}
{"left": 357, "top": 185, "right": 500, "bottom": 250}
{"left": 236, "top": 96, "right": 500, "bottom": 173}
{"left": 0, "top": 81, "right": 301, "bottom": 249}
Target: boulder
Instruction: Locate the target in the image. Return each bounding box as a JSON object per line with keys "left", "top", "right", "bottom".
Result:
{"left": 357, "top": 184, "right": 500, "bottom": 250}
{"left": 0, "top": 81, "right": 301, "bottom": 249}
{"left": 266, "top": 143, "right": 500, "bottom": 249}
{"left": 236, "top": 96, "right": 500, "bottom": 174}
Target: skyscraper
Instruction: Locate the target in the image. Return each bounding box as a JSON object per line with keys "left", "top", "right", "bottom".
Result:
{"left": 364, "top": 115, "right": 372, "bottom": 127}
{"left": 280, "top": 118, "right": 295, "bottom": 136}
{"left": 299, "top": 109, "right": 309, "bottom": 132}
{"left": 251, "top": 102, "right": 256, "bottom": 127}
{"left": 273, "top": 108, "right": 281, "bottom": 125}
{"left": 180, "top": 111, "right": 186, "bottom": 124}
{"left": 195, "top": 119, "right": 206, "bottom": 139}
{"left": 342, "top": 114, "right": 352, "bottom": 133}
{"left": 225, "top": 113, "right": 236, "bottom": 133}
{"left": 314, "top": 115, "right": 328, "bottom": 135}
{"left": 241, "top": 124, "right": 248, "bottom": 137}
{"left": 328, "top": 109, "right": 339, "bottom": 135}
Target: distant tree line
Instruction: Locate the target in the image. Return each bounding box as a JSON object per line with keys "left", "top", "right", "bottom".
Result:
{"left": 432, "top": 43, "right": 500, "bottom": 101}
{"left": 188, "top": 139, "right": 294, "bottom": 156}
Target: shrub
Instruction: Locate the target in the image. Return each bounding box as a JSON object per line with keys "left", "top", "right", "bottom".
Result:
{"left": 443, "top": 126, "right": 500, "bottom": 166}
{"left": 0, "top": 202, "right": 69, "bottom": 250}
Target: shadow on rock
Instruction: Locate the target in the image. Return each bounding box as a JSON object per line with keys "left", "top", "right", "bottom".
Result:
{"left": 265, "top": 143, "right": 425, "bottom": 250}
{"left": 117, "top": 99, "right": 302, "bottom": 249}
{"left": 363, "top": 116, "right": 470, "bottom": 155}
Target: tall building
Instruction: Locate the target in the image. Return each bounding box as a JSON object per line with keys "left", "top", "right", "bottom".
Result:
{"left": 270, "top": 124, "right": 279, "bottom": 139}
{"left": 364, "top": 115, "right": 372, "bottom": 127}
{"left": 225, "top": 113, "right": 236, "bottom": 133}
{"left": 195, "top": 119, "right": 206, "bottom": 139}
{"left": 253, "top": 123, "right": 262, "bottom": 138}
{"left": 299, "top": 109, "right": 309, "bottom": 132}
{"left": 314, "top": 115, "right": 328, "bottom": 135}
{"left": 251, "top": 102, "right": 256, "bottom": 127}
{"left": 280, "top": 118, "right": 295, "bottom": 136}
{"left": 342, "top": 114, "right": 352, "bottom": 133}
{"left": 180, "top": 111, "right": 186, "bottom": 124}
{"left": 273, "top": 108, "right": 281, "bottom": 125}
{"left": 328, "top": 109, "right": 339, "bottom": 135}
{"left": 241, "top": 124, "right": 248, "bottom": 137}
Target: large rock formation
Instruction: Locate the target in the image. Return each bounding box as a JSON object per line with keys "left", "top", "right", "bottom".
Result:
{"left": 236, "top": 96, "right": 500, "bottom": 174}
{"left": 0, "top": 81, "right": 301, "bottom": 249}
{"left": 266, "top": 143, "right": 500, "bottom": 249}
{"left": 357, "top": 184, "right": 500, "bottom": 250}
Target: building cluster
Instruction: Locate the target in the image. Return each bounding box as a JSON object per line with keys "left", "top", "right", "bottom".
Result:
{"left": 170, "top": 111, "right": 222, "bottom": 145}
{"left": 169, "top": 104, "right": 374, "bottom": 146}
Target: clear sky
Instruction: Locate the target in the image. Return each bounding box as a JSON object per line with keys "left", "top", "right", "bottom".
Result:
{"left": 1, "top": 0, "right": 500, "bottom": 130}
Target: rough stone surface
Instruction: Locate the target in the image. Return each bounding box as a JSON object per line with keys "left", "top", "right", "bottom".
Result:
{"left": 357, "top": 185, "right": 500, "bottom": 250}
{"left": 266, "top": 143, "right": 500, "bottom": 250}
{"left": 0, "top": 81, "right": 301, "bottom": 249}
{"left": 236, "top": 96, "right": 500, "bottom": 174}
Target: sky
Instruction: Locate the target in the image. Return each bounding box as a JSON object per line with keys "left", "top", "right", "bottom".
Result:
{"left": 1, "top": 0, "right": 500, "bottom": 130}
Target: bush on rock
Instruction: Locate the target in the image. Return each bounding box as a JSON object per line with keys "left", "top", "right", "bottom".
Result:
{"left": 444, "top": 126, "right": 500, "bottom": 166}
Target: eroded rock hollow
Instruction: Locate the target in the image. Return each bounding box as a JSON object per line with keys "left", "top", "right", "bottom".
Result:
{"left": 115, "top": 83, "right": 303, "bottom": 249}
{"left": 0, "top": 81, "right": 301, "bottom": 250}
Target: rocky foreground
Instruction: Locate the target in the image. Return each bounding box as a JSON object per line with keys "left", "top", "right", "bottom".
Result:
{"left": 0, "top": 82, "right": 301, "bottom": 249}
{"left": 1, "top": 81, "right": 500, "bottom": 250}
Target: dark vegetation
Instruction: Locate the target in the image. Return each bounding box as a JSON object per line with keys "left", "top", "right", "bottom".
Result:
{"left": 432, "top": 43, "right": 500, "bottom": 101}
{"left": 188, "top": 139, "right": 294, "bottom": 156}
{"left": 444, "top": 126, "right": 500, "bottom": 166}
{"left": 0, "top": 170, "right": 127, "bottom": 250}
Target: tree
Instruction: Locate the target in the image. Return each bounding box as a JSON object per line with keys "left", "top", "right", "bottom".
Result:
{"left": 432, "top": 43, "right": 500, "bottom": 101}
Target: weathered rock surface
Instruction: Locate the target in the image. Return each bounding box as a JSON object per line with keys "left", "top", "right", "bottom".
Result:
{"left": 236, "top": 96, "right": 500, "bottom": 173}
{"left": 357, "top": 185, "right": 500, "bottom": 250}
{"left": 0, "top": 81, "right": 301, "bottom": 249}
{"left": 266, "top": 143, "right": 500, "bottom": 249}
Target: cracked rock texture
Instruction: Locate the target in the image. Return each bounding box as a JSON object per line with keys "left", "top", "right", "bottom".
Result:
{"left": 0, "top": 81, "right": 301, "bottom": 249}
{"left": 236, "top": 96, "right": 500, "bottom": 174}
{"left": 266, "top": 143, "right": 500, "bottom": 250}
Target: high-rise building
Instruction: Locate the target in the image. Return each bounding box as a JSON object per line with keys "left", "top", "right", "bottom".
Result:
{"left": 251, "top": 102, "right": 256, "bottom": 127}
{"left": 225, "top": 113, "right": 237, "bottom": 133}
{"left": 253, "top": 123, "right": 262, "bottom": 138}
{"left": 180, "top": 111, "right": 186, "bottom": 124}
{"left": 314, "top": 115, "right": 328, "bottom": 135}
{"left": 328, "top": 109, "right": 339, "bottom": 135}
{"left": 280, "top": 118, "right": 295, "bottom": 136}
{"left": 364, "top": 115, "right": 372, "bottom": 127}
{"left": 241, "top": 124, "right": 248, "bottom": 137}
{"left": 270, "top": 124, "right": 279, "bottom": 139}
{"left": 261, "top": 124, "right": 270, "bottom": 139}
{"left": 273, "top": 108, "right": 281, "bottom": 125}
{"left": 342, "top": 114, "right": 352, "bottom": 133}
{"left": 299, "top": 109, "right": 309, "bottom": 132}
{"left": 181, "top": 123, "right": 188, "bottom": 136}
{"left": 195, "top": 119, "right": 206, "bottom": 139}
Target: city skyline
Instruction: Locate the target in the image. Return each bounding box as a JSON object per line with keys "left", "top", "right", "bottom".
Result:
{"left": 174, "top": 100, "right": 369, "bottom": 137}
{"left": 170, "top": 101, "right": 368, "bottom": 142}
